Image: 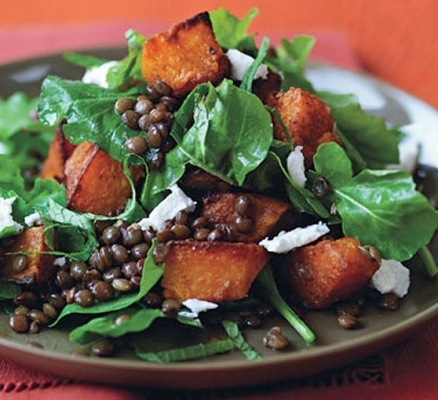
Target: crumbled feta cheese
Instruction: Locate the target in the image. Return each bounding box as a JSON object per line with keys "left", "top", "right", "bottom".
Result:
{"left": 370, "top": 259, "right": 410, "bottom": 298}
{"left": 286, "top": 146, "right": 306, "bottom": 187}
{"left": 137, "top": 184, "right": 196, "bottom": 232}
{"left": 82, "top": 61, "right": 118, "bottom": 89}
{"left": 24, "top": 211, "right": 41, "bottom": 227}
{"left": 178, "top": 299, "right": 218, "bottom": 319}
{"left": 259, "top": 222, "right": 330, "bottom": 254}
{"left": 54, "top": 257, "right": 67, "bottom": 267}
{"left": 226, "top": 49, "right": 269, "bottom": 81}
{"left": 0, "top": 197, "right": 23, "bottom": 233}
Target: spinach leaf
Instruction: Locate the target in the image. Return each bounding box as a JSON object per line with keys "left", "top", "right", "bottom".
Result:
{"left": 254, "top": 266, "right": 316, "bottom": 344}
{"left": 0, "top": 93, "right": 39, "bottom": 140}
{"left": 265, "top": 36, "right": 316, "bottom": 92}
{"left": 222, "top": 320, "right": 262, "bottom": 361}
{"left": 135, "top": 338, "right": 235, "bottom": 363}
{"left": 210, "top": 8, "right": 258, "bottom": 53}
{"left": 107, "top": 29, "right": 146, "bottom": 89}
{"left": 171, "top": 79, "right": 272, "bottom": 186}
{"left": 37, "top": 75, "right": 145, "bottom": 163}
{"left": 313, "top": 143, "right": 438, "bottom": 260}
{"left": 318, "top": 91, "right": 400, "bottom": 169}
{"left": 240, "top": 36, "right": 270, "bottom": 92}
{"left": 63, "top": 52, "right": 110, "bottom": 69}
{"left": 70, "top": 307, "right": 164, "bottom": 344}
{"left": 0, "top": 281, "right": 21, "bottom": 301}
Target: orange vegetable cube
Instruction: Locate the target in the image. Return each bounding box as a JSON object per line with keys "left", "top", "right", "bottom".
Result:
{"left": 162, "top": 240, "right": 270, "bottom": 302}
{"left": 141, "top": 12, "right": 230, "bottom": 97}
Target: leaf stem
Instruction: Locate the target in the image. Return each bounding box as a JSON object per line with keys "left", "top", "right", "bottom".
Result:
{"left": 418, "top": 246, "right": 438, "bottom": 278}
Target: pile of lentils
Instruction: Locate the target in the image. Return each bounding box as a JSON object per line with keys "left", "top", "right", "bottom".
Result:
{"left": 8, "top": 193, "right": 259, "bottom": 336}
{"left": 115, "top": 80, "right": 180, "bottom": 170}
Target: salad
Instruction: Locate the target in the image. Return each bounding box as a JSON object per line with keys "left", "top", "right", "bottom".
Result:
{"left": 0, "top": 8, "right": 438, "bottom": 362}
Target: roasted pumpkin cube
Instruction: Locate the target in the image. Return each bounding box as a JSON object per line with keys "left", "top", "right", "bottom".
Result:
{"left": 266, "top": 87, "right": 340, "bottom": 166}
{"left": 0, "top": 226, "right": 56, "bottom": 285}
{"left": 201, "top": 192, "right": 295, "bottom": 243}
{"left": 280, "top": 237, "right": 380, "bottom": 309}
{"left": 141, "top": 12, "right": 230, "bottom": 97}
{"left": 162, "top": 240, "right": 270, "bottom": 302}
{"left": 64, "top": 141, "right": 140, "bottom": 216}
{"left": 39, "top": 123, "right": 76, "bottom": 183}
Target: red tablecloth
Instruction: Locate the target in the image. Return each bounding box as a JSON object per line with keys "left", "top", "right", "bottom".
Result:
{"left": 1, "top": 21, "right": 438, "bottom": 400}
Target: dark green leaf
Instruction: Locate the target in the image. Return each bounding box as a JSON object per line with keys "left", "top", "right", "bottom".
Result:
{"left": 318, "top": 91, "right": 400, "bottom": 169}
{"left": 37, "top": 75, "right": 145, "bottom": 163}
{"left": 172, "top": 79, "right": 272, "bottom": 186}
{"left": 314, "top": 143, "right": 438, "bottom": 260}
{"left": 240, "top": 36, "right": 270, "bottom": 92}
{"left": 70, "top": 307, "right": 164, "bottom": 344}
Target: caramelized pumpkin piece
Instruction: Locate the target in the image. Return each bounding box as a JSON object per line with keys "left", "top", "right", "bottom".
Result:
{"left": 162, "top": 240, "right": 270, "bottom": 302}
{"left": 141, "top": 12, "right": 230, "bottom": 97}
{"left": 201, "top": 192, "right": 295, "bottom": 243}
{"left": 280, "top": 237, "right": 380, "bottom": 309}
{"left": 64, "top": 142, "right": 138, "bottom": 216}
{"left": 266, "top": 87, "right": 340, "bottom": 166}
{"left": 0, "top": 226, "right": 56, "bottom": 285}
{"left": 39, "top": 123, "right": 76, "bottom": 183}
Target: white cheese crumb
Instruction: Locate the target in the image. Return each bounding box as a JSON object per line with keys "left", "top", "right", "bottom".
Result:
{"left": 24, "top": 211, "right": 41, "bottom": 227}
{"left": 286, "top": 146, "right": 307, "bottom": 187}
{"left": 82, "top": 61, "right": 118, "bottom": 89}
{"left": 259, "top": 222, "right": 330, "bottom": 254}
{"left": 178, "top": 299, "right": 218, "bottom": 319}
{"left": 137, "top": 184, "right": 196, "bottom": 232}
{"left": 370, "top": 259, "right": 410, "bottom": 298}
{"left": 226, "top": 49, "right": 269, "bottom": 81}
{"left": 0, "top": 197, "right": 23, "bottom": 233}
{"left": 54, "top": 257, "right": 67, "bottom": 267}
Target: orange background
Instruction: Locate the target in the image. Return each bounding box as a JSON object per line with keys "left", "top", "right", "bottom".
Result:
{"left": 1, "top": 0, "right": 438, "bottom": 108}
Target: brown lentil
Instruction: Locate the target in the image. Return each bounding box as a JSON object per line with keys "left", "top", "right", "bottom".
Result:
{"left": 91, "top": 338, "right": 115, "bottom": 357}
{"left": 9, "top": 314, "right": 30, "bottom": 333}
{"left": 74, "top": 289, "right": 95, "bottom": 307}
{"left": 263, "top": 326, "right": 289, "bottom": 350}
{"left": 114, "top": 97, "right": 134, "bottom": 115}
{"left": 112, "top": 278, "right": 132, "bottom": 292}
{"left": 12, "top": 255, "right": 28, "bottom": 273}
{"left": 378, "top": 293, "right": 401, "bottom": 310}
{"left": 121, "top": 110, "right": 140, "bottom": 129}
{"left": 125, "top": 136, "right": 148, "bottom": 155}
{"left": 338, "top": 313, "right": 358, "bottom": 329}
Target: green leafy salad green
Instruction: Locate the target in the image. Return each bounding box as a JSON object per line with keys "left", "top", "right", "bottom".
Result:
{"left": 0, "top": 7, "right": 437, "bottom": 362}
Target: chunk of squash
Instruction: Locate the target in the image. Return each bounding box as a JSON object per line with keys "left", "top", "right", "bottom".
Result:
{"left": 141, "top": 12, "right": 230, "bottom": 97}
{"left": 162, "top": 240, "right": 270, "bottom": 302}
{"left": 201, "top": 192, "right": 295, "bottom": 243}
{"left": 39, "top": 123, "right": 76, "bottom": 183}
{"left": 279, "top": 237, "right": 380, "bottom": 309}
{"left": 64, "top": 141, "right": 143, "bottom": 216}
{"left": 0, "top": 226, "right": 56, "bottom": 285}
{"left": 266, "top": 87, "right": 341, "bottom": 166}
